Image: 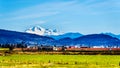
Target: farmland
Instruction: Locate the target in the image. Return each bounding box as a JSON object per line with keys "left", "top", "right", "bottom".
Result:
{"left": 0, "top": 54, "right": 120, "bottom": 68}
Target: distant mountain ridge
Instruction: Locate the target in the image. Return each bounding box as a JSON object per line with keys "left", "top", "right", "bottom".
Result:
{"left": 0, "top": 29, "right": 55, "bottom": 45}
{"left": 25, "top": 26, "right": 83, "bottom": 40}
{"left": 103, "top": 32, "right": 120, "bottom": 40}
{"left": 57, "top": 34, "right": 120, "bottom": 47}
{"left": 25, "top": 26, "right": 120, "bottom": 40}
{"left": 0, "top": 29, "right": 120, "bottom": 47}
{"left": 50, "top": 32, "right": 83, "bottom": 40}
{"left": 74, "top": 34, "right": 120, "bottom": 47}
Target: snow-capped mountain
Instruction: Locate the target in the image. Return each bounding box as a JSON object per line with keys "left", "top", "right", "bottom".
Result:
{"left": 25, "top": 26, "right": 83, "bottom": 40}
{"left": 25, "top": 26, "right": 59, "bottom": 36}
{"left": 1, "top": 29, "right": 120, "bottom": 47}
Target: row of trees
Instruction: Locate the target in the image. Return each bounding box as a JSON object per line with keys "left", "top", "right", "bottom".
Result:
{"left": 0, "top": 41, "right": 68, "bottom": 52}
{"left": 0, "top": 42, "right": 27, "bottom": 52}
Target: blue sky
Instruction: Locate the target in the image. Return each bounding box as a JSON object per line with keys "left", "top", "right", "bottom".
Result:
{"left": 0, "top": 0, "right": 120, "bottom": 34}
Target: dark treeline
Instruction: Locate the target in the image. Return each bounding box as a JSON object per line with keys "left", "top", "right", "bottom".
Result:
{"left": 0, "top": 43, "right": 27, "bottom": 48}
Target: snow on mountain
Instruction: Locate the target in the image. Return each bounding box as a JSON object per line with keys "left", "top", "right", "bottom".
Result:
{"left": 1, "top": 29, "right": 120, "bottom": 47}
{"left": 25, "top": 26, "right": 59, "bottom": 36}
{"left": 25, "top": 26, "right": 83, "bottom": 40}
{"left": 44, "top": 29, "right": 59, "bottom": 36}
{"left": 26, "top": 26, "right": 45, "bottom": 35}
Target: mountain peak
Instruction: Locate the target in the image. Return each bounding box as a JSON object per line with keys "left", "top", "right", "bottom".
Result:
{"left": 32, "top": 26, "right": 45, "bottom": 31}
{"left": 25, "top": 26, "right": 59, "bottom": 36}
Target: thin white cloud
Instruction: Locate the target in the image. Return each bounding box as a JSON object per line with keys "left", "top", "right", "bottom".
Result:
{"left": 73, "top": 0, "right": 120, "bottom": 15}
{"left": 2, "top": 1, "right": 76, "bottom": 21}
{"left": 34, "top": 20, "right": 46, "bottom": 24}
{"left": 4, "top": 12, "right": 59, "bottom": 21}
{"left": 86, "top": 0, "right": 120, "bottom": 9}
{"left": 10, "top": 1, "right": 77, "bottom": 15}
{"left": 2, "top": 0, "right": 120, "bottom": 22}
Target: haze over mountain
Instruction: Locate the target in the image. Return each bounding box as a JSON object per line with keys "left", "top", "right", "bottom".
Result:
{"left": 74, "top": 34, "right": 120, "bottom": 47}
{"left": 50, "top": 32, "right": 83, "bottom": 40}
{"left": 103, "top": 33, "right": 120, "bottom": 40}
{"left": 56, "top": 34, "right": 120, "bottom": 47}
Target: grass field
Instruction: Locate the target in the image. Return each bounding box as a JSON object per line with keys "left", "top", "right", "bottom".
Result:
{"left": 0, "top": 48, "right": 9, "bottom": 50}
{"left": 0, "top": 54, "right": 120, "bottom": 68}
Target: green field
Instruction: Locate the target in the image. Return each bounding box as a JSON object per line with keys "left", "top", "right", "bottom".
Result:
{"left": 0, "top": 48, "right": 9, "bottom": 50}
{"left": 0, "top": 55, "right": 120, "bottom": 68}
